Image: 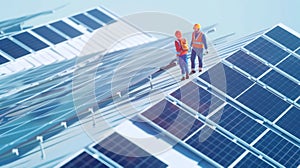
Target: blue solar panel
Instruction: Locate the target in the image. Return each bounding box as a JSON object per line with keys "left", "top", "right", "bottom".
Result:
{"left": 142, "top": 99, "right": 204, "bottom": 140}
{"left": 265, "top": 26, "right": 300, "bottom": 51}
{"left": 170, "top": 82, "right": 224, "bottom": 116}
{"left": 277, "top": 55, "right": 300, "bottom": 81}
{"left": 0, "top": 38, "right": 30, "bottom": 58}
{"left": 254, "top": 131, "right": 300, "bottom": 167}
{"left": 186, "top": 127, "right": 245, "bottom": 167}
{"left": 296, "top": 49, "right": 300, "bottom": 55}
{"left": 72, "top": 14, "right": 102, "bottom": 30}
{"left": 50, "top": 21, "right": 83, "bottom": 38}
{"left": 87, "top": 9, "right": 115, "bottom": 24}
{"left": 237, "top": 84, "right": 290, "bottom": 121}
{"left": 32, "top": 26, "right": 67, "bottom": 45}
{"left": 199, "top": 63, "right": 254, "bottom": 98}
{"left": 0, "top": 55, "right": 9, "bottom": 64}
{"left": 225, "top": 50, "right": 269, "bottom": 78}
{"left": 210, "top": 105, "right": 266, "bottom": 144}
{"left": 13, "top": 32, "right": 49, "bottom": 51}
{"left": 235, "top": 153, "right": 273, "bottom": 168}
{"left": 93, "top": 132, "right": 167, "bottom": 167}
{"left": 244, "top": 37, "right": 289, "bottom": 65}
{"left": 276, "top": 107, "right": 300, "bottom": 139}
{"left": 61, "top": 151, "right": 109, "bottom": 168}
{"left": 260, "top": 70, "right": 300, "bottom": 100}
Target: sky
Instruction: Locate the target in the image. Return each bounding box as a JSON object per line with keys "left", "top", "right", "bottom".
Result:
{"left": 0, "top": 0, "right": 299, "bottom": 39}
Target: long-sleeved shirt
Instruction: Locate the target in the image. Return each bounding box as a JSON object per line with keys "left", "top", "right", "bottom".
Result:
{"left": 190, "top": 31, "right": 208, "bottom": 50}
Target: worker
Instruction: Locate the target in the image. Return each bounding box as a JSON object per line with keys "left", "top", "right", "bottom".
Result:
{"left": 174, "top": 30, "right": 189, "bottom": 81}
{"left": 190, "top": 23, "right": 208, "bottom": 74}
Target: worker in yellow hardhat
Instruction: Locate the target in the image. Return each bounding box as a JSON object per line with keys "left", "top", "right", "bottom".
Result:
{"left": 190, "top": 23, "right": 208, "bottom": 74}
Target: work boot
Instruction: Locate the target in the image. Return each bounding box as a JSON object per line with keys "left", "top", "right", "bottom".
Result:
{"left": 186, "top": 74, "right": 189, "bottom": 79}
{"left": 181, "top": 77, "right": 186, "bottom": 81}
{"left": 189, "top": 70, "right": 196, "bottom": 75}
{"left": 199, "top": 68, "right": 203, "bottom": 72}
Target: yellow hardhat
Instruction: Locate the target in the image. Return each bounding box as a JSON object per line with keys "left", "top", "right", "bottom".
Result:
{"left": 194, "top": 24, "right": 201, "bottom": 29}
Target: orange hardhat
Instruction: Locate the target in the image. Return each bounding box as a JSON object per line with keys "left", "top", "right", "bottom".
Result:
{"left": 194, "top": 24, "right": 201, "bottom": 29}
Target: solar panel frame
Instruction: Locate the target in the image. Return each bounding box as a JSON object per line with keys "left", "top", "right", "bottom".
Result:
{"left": 296, "top": 49, "right": 300, "bottom": 55}
{"left": 170, "top": 82, "right": 224, "bottom": 116}
{"left": 225, "top": 50, "right": 270, "bottom": 78}
{"left": 236, "top": 84, "right": 290, "bottom": 121}
{"left": 32, "top": 26, "right": 67, "bottom": 45}
{"left": 235, "top": 153, "right": 274, "bottom": 168}
{"left": 265, "top": 26, "right": 300, "bottom": 51}
{"left": 244, "top": 37, "right": 289, "bottom": 65}
{"left": 253, "top": 131, "right": 300, "bottom": 167}
{"left": 13, "top": 32, "right": 49, "bottom": 51}
{"left": 260, "top": 70, "right": 300, "bottom": 100}
{"left": 186, "top": 126, "right": 246, "bottom": 167}
{"left": 87, "top": 9, "right": 115, "bottom": 24}
{"left": 50, "top": 21, "right": 83, "bottom": 38}
{"left": 0, "top": 38, "right": 30, "bottom": 58}
{"left": 276, "top": 107, "right": 300, "bottom": 139}
{"left": 277, "top": 55, "right": 300, "bottom": 81}
{"left": 71, "top": 14, "right": 103, "bottom": 30}
{"left": 142, "top": 99, "right": 204, "bottom": 140}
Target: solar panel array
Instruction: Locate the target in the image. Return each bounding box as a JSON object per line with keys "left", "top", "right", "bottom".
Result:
{"left": 0, "top": 7, "right": 117, "bottom": 69}
{"left": 137, "top": 24, "right": 300, "bottom": 168}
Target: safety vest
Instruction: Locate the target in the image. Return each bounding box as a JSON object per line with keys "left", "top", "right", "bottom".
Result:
{"left": 192, "top": 32, "right": 204, "bottom": 48}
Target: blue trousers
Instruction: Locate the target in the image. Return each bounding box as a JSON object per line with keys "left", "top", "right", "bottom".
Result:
{"left": 178, "top": 54, "right": 189, "bottom": 75}
{"left": 191, "top": 48, "right": 204, "bottom": 69}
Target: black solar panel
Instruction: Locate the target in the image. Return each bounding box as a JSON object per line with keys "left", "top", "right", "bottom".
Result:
{"left": 87, "top": 9, "right": 115, "bottom": 24}
{"left": 186, "top": 127, "right": 245, "bottom": 167}
{"left": 277, "top": 55, "right": 300, "bottom": 81}
{"left": 72, "top": 14, "right": 102, "bottom": 30}
{"left": 199, "top": 63, "right": 254, "bottom": 98}
{"left": 237, "top": 84, "right": 290, "bottom": 121}
{"left": 50, "top": 21, "right": 83, "bottom": 38}
{"left": 244, "top": 37, "right": 289, "bottom": 65}
{"left": 276, "top": 107, "right": 300, "bottom": 139}
{"left": 60, "top": 151, "right": 109, "bottom": 168}
{"left": 253, "top": 131, "right": 300, "bottom": 167}
{"left": 0, "top": 55, "right": 9, "bottom": 64}
{"left": 0, "top": 38, "right": 30, "bottom": 58}
{"left": 32, "top": 26, "right": 67, "bottom": 45}
{"left": 142, "top": 99, "right": 204, "bottom": 140}
{"left": 209, "top": 105, "right": 266, "bottom": 144}
{"left": 235, "top": 153, "right": 273, "bottom": 168}
{"left": 225, "top": 50, "right": 269, "bottom": 78}
{"left": 265, "top": 26, "right": 300, "bottom": 51}
{"left": 13, "top": 32, "right": 49, "bottom": 51}
{"left": 170, "top": 82, "right": 224, "bottom": 116}
{"left": 93, "top": 132, "right": 167, "bottom": 168}
{"left": 260, "top": 70, "right": 300, "bottom": 100}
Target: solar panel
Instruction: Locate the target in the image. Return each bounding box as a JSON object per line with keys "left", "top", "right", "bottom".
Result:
{"left": 277, "top": 55, "right": 300, "bottom": 81}
{"left": 32, "top": 26, "right": 67, "bottom": 45}
{"left": 13, "top": 32, "right": 49, "bottom": 51}
{"left": 209, "top": 105, "right": 266, "bottom": 144}
{"left": 142, "top": 99, "right": 204, "bottom": 140}
{"left": 87, "top": 9, "right": 115, "bottom": 24}
{"left": 186, "top": 126, "right": 245, "bottom": 167}
{"left": 93, "top": 132, "right": 167, "bottom": 167}
{"left": 0, "top": 38, "right": 30, "bottom": 58}
{"left": 236, "top": 84, "right": 290, "bottom": 121}
{"left": 0, "top": 55, "right": 9, "bottom": 64}
{"left": 260, "top": 70, "right": 300, "bottom": 100}
{"left": 244, "top": 37, "right": 289, "bottom": 65}
{"left": 50, "top": 21, "right": 83, "bottom": 38}
{"left": 199, "top": 63, "right": 254, "bottom": 98}
{"left": 265, "top": 26, "right": 300, "bottom": 51}
{"left": 253, "top": 131, "right": 300, "bottom": 167}
{"left": 296, "top": 49, "right": 300, "bottom": 55}
{"left": 60, "top": 151, "right": 109, "bottom": 168}
{"left": 225, "top": 50, "right": 269, "bottom": 78}
{"left": 235, "top": 153, "right": 273, "bottom": 168}
{"left": 71, "top": 14, "right": 103, "bottom": 30}
{"left": 276, "top": 107, "right": 300, "bottom": 139}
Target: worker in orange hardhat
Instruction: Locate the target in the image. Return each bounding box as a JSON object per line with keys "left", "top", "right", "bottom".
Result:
{"left": 189, "top": 23, "right": 208, "bottom": 74}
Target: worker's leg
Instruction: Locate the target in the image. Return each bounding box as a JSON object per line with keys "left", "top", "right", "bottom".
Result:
{"left": 198, "top": 48, "right": 204, "bottom": 71}
{"left": 190, "top": 49, "right": 196, "bottom": 74}
{"left": 178, "top": 56, "right": 185, "bottom": 76}
{"left": 182, "top": 54, "right": 189, "bottom": 77}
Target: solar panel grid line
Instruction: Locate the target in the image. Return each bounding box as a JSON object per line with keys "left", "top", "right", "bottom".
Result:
{"left": 70, "top": 14, "right": 103, "bottom": 31}
{"left": 232, "top": 152, "right": 276, "bottom": 168}
{"left": 262, "top": 34, "right": 294, "bottom": 53}
{"left": 87, "top": 8, "right": 116, "bottom": 25}
{"left": 12, "top": 32, "right": 50, "bottom": 52}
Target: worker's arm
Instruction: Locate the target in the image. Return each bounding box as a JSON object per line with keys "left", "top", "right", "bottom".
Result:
{"left": 202, "top": 34, "right": 208, "bottom": 50}
{"left": 175, "top": 41, "right": 181, "bottom": 56}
